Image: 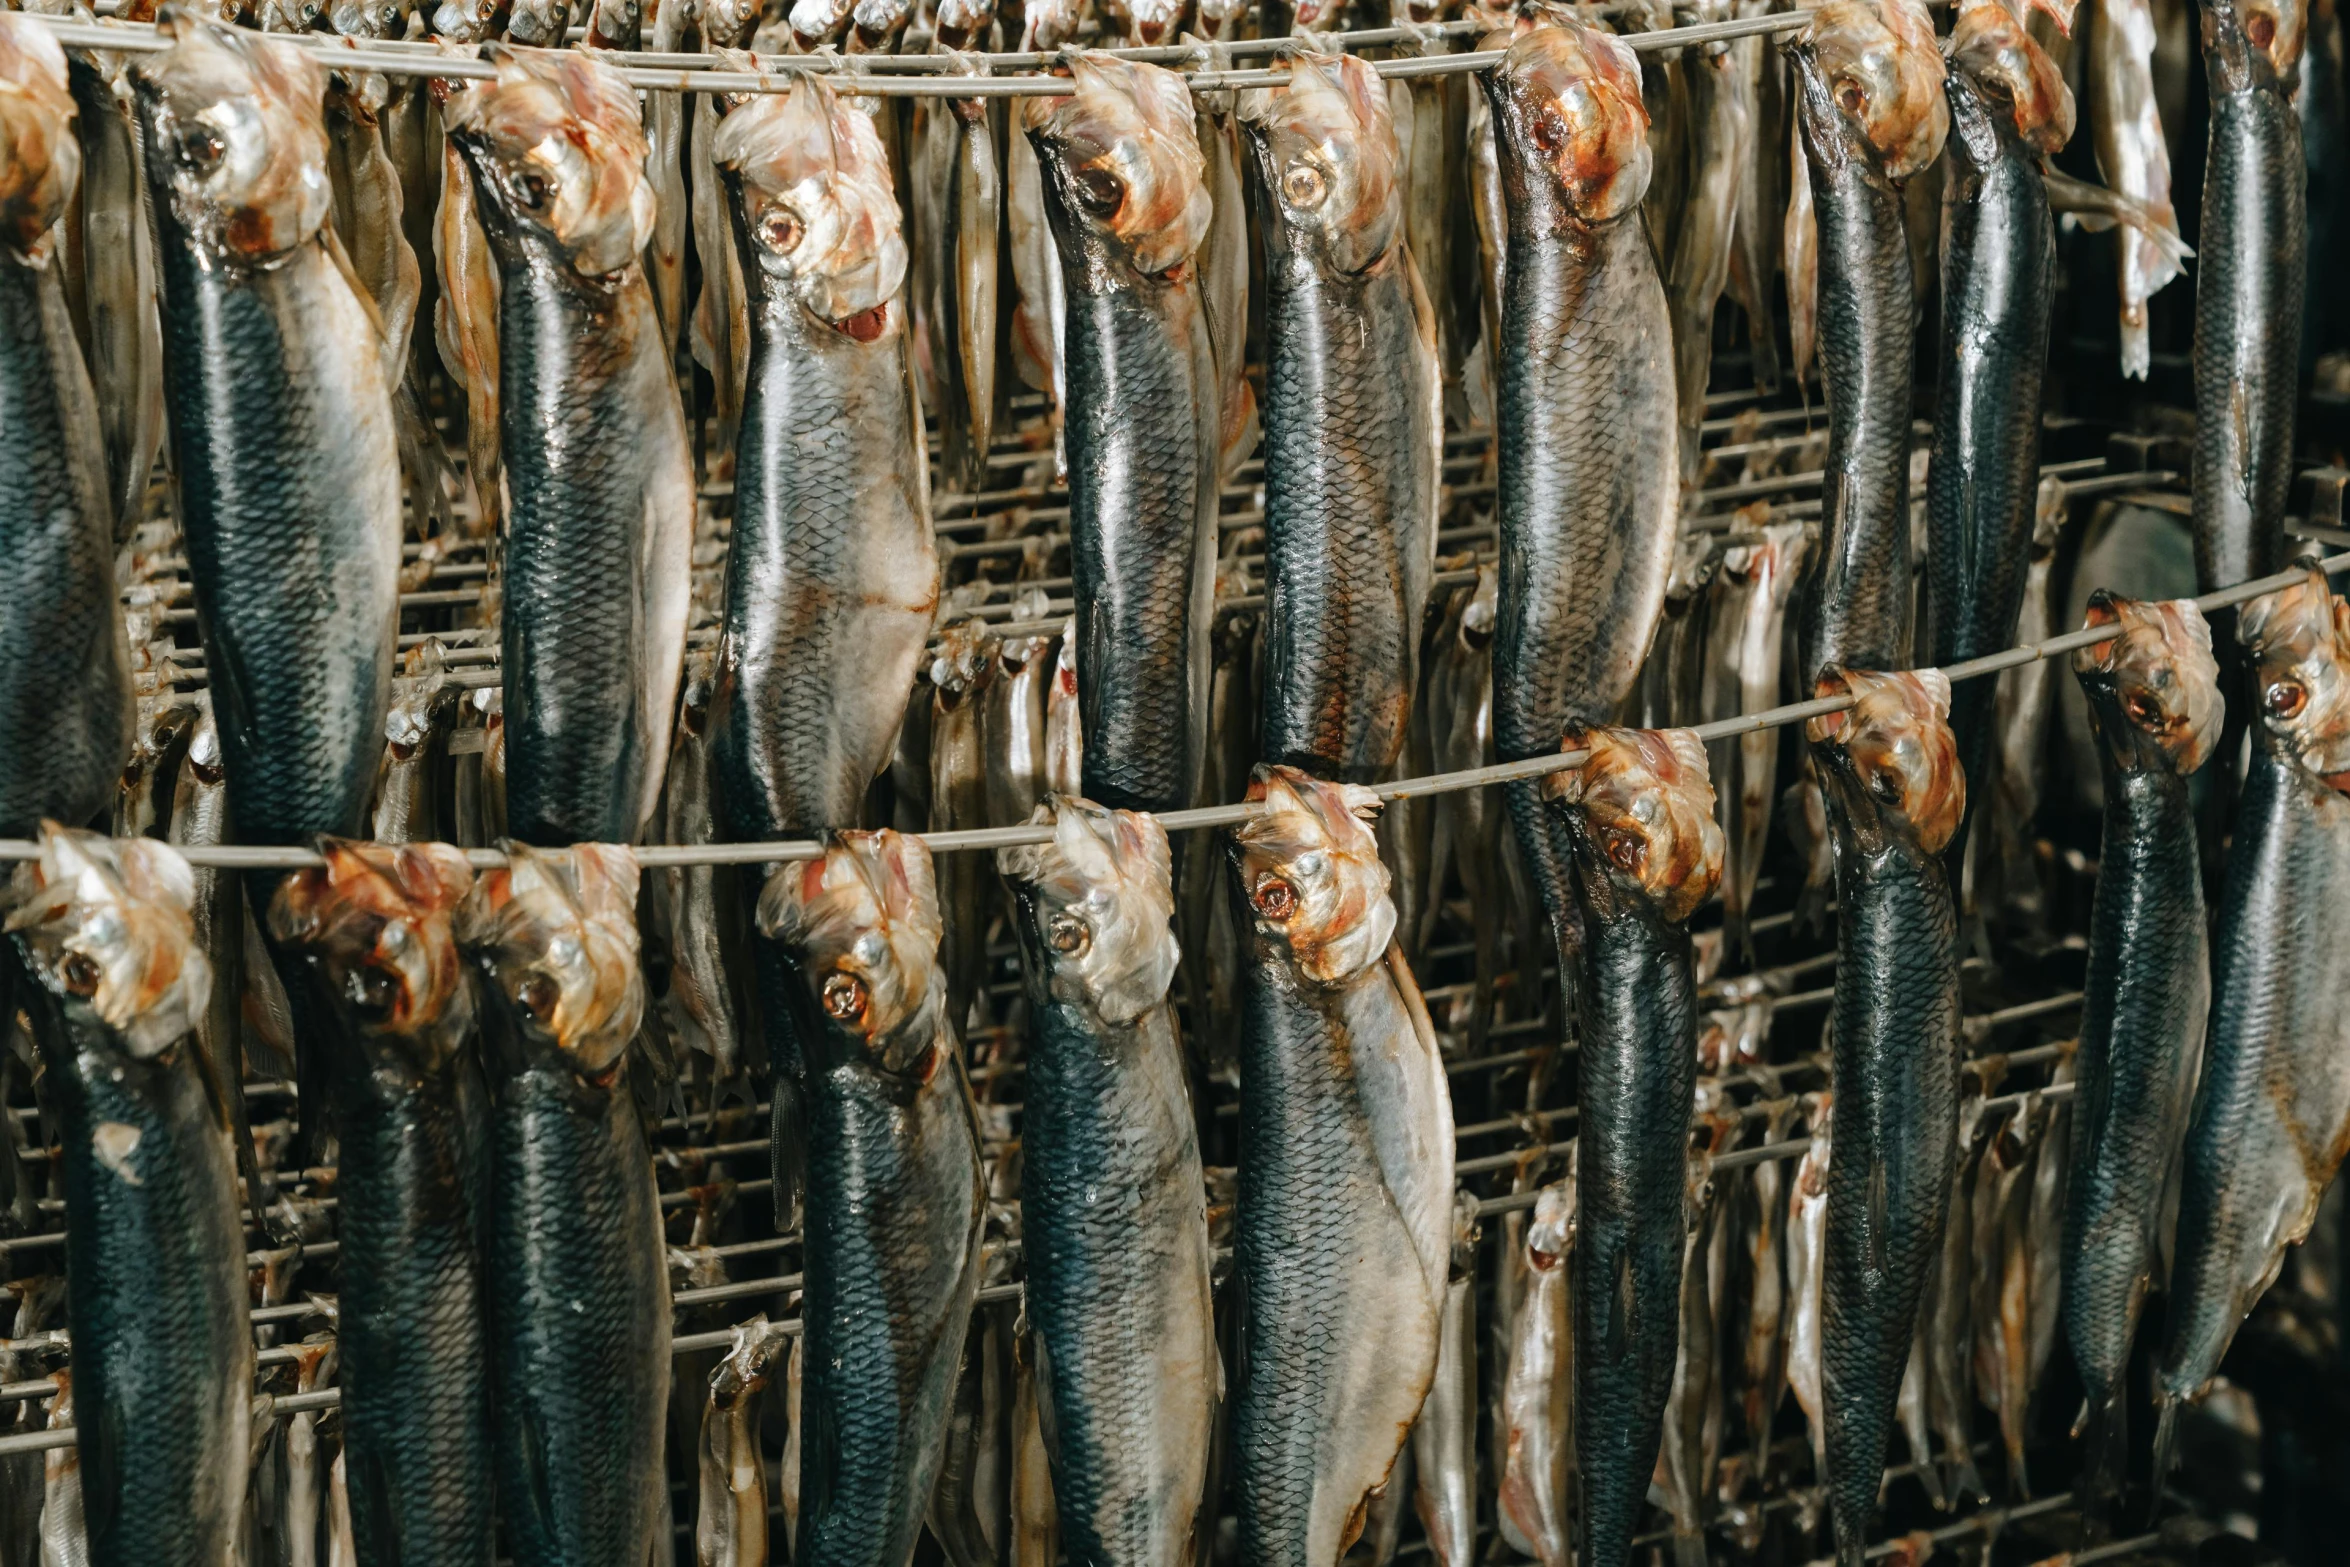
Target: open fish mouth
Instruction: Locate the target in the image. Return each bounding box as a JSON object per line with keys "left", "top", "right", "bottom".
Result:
{"left": 999, "top": 797, "right": 1180, "bottom": 1026}
{"left": 1950, "top": 0, "right": 2077, "bottom": 151}
{"left": 3, "top": 825, "right": 210, "bottom": 1059}
{"left": 456, "top": 843, "right": 645, "bottom": 1075}
{"left": 1806, "top": 667, "right": 1966, "bottom": 852}
{"left": 1022, "top": 52, "right": 1211, "bottom": 278}
{"left": 269, "top": 840, "right": 476, "bottom": 1049}
{"left": 2073, "top": 594, "right": 2224, "bottom": 773}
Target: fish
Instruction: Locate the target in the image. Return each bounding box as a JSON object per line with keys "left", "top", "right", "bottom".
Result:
{"left": 1788, "top": 0, "right": 1947, "bottom": 687}
{"left": 2188, "top": 0, "right": 2307, "bottom": 594}
{"left": 582, "top": 0, "right": 640, "bottom": 47}
{"left": 935, "top": 55, "right": 1002, "bottom": 495}
{"left": 1495, "top": 1172, "right": 1573, "bottom": 1567}
{"left": 1892, "top": 1321, "right": 1937, "bottom": 1510}
{"left": 268, "top": 840, "right": 491, "bottom": 1567}
{"left": 372, "top": 642, "right": 464, "bottom": 845}
{"left": 2157, "top": 564, "right": 2350, "bottom": 1472}
{"left": 1971, "top": 1096, "right": 2043, "bottom": 1497}
{"left": 1025, "top": 54, "right": 1221, "bottom": 813}
{"left": 3, "top": 828, "right": 251, "bottom": 1567}
{"left": 506, "top": 0, "right": 574, "bottom": 44}
{"left": 1659, "top": 1131, "right": 1727, "bottom": 1567}
{"left": 695, "top": 1317, "right": 794, "bottom": 1567}
{"left": 444, "top": 45, "right": 695, "bottom": 847}
{"left": 2059, "top": 594, "right": 2220, "bottom": 1511}
{"left": 997, "top": 799, "right": 1215, "bottom": 1567}
{"left": 2087, "top": 0, "right": 2187, "bottom": 378}
{"left": 756, "top": 831, "right": 987, "bottom": 1567}
{"left": 1702, "top": 521, "right": 1813, "bottom": 956}
{"left": 931, "top": 623, "right": 998, "bottom": 1033}
{"left": 1665, "top": 6, "right": 1753, "bottom": 476}
{"left": 1733, "top": 1096, "right": 1798, "bottom": 1483}
{"left": 705, "top": 72, "right": 939, "bottom": 843}
{"left": 1927, "top": 0, "right": 2070, "bottom": 851}
{"left": 1191, "top": 43, "right": 1257, "bottom": 480}
{"left": 0, "top": 17, "right": 134, "bottom": 844}
{"left": 1724, "top": 2, "right": 1784, "bottom": 397}
{"left": 325, "top": 1448, "right": 354, "bottom": 1567}
{"left": 1785, "top": 1093, "right": 1832, "bottom": 1495}
{"left": 39, "top": 1371, "right": 84, "bottom": 1567}
{"left": 1009, "top": 1338, "right": 1057, "bottom": 1567}
{"left": 1226, "top": 768, "right": 1455, "bottom": 1567}
{"left": 661, "top": 655, "right": 748, "bottom": 1096}
{"left": 1983, "top": 479, "right": 2068, "bottom": 928}
{"left": 431, "top": 58, "right": 502, "bottom": 538}
{"left": 277, "top": 1337, "right": 335, "bottom": 1567}
{"left": 64, "top": 49, "right": 165, "bottom": 542}
{"left": 134, "top": 15, "right": 402, "bottom": 847}
{"left": 1539, "top": 728, "right": 1723, "bottom": 1567}
{"left": 1411, "top": 1193, "right": 1480, "bottom": 1567}
{"left": 779, "top": 1332, "right": 806, "bottom": 1554}
{"left": 1420, "top": 569, "right": 1504, "bottom": 1044}
{"left": 1783, "top": 112, "right": 1818, "bottom": 390}
{"left": 1924, "top": 1095, "right": 1990, "bottom": 1507}
{"left": 1240, "top": 51, "right": 1442, "bottom": 784}
{"left": 1481, "top": 21, "right": 1679, "bottom": 996}
{"left": 1006, "top": 53, "right": 1069, "bottom": 461}
{"left": 688, "top": 30, "right": 761, "bottom": 482}
{"left": 456, "top": 844, "right": 671, "bottom": 1567}
{"left": 1802, "top": 668, "right": 1964, "bottom": 1564}
{"left": 988, "top": 634, "right": 1054, "bottom": 829}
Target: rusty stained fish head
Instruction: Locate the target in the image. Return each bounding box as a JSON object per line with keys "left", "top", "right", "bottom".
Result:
{"left": 441, "top": 44, "right": 656, "bottom": 279}
{"left": 1238, "top": 51, "right": 1403, "bottom": 275}
{"left": 998, "top": 797, "right": 1181, "bottom": 1028}
{"left": 1804, "top": 667, "right": 1966, "bottom": 854}
{"left": 501, "top": 0, "right": 577, "bottom": 46}
{"left": 1949, "top": 0, "right": 2075, "bottom": 152}
{"left": 3, "top": 825, "right": 210, "bottom": 1060}
{"left": 269, "top": 840, "right": 476, "bottom": 1070}
{"left": 1230, "top": 765, "right": 1397, "bottom": 987}
{"left": 454, "top": 842, "right": 644, "bottom": 1077}
{"left": 1542, "top": 727, "right": 1725, "bottom": 926}
{"left": 2201, "top": 0, "right": 2306, "bottom": 91}
{"left": 757, "top": 830, "right": 948, "bottom": 1077}
{"left": 2238, "top": 563, "right": 2350, "bottom": 786}
{"left": 1024, "top": 53, "right": 1211, "bottom": 280}
{"left": 2072, "top": 593, "right": 2224, "bottom": 777}
{"left": 0, "top": 15, "right": 77, "bottom": 263}
{"left": 1482, "top": 19, "right": 1652, "bottom": 228}
{"left": 714, "top": 73, "right": 905, "bottom": 331}
{"left": 134, "top": 12, "right": 335, "bottom": 263}
{"left": 1789, "top": 0, "right": 1949, "bottom": 184}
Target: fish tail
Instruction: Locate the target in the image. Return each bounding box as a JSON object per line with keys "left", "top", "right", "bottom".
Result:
{"left": 1945, "top": 1451, "right": 1988, "bottom": 1509}
{"left": 1672, "top": 1529, "right": 1709, "bottom": 1567}
{"left": 1502, "top": 777, "right": 1582, "bottom": 1021}
{"left": 1831, "top": 1511, "right": 1869, "bottom": 1567}
{"left": 2149, "top": 1395, "right": 2183, "bottom": 1498}
{"left": 2076, "top": 1387, "right": 2127, "bottom": 1529}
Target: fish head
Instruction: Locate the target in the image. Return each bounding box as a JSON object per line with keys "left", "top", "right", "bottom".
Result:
{"left": 1525, "top": 1168, "right": 1576, "bottom": 1269}
{"left": 1020, "top": 0, "right": 1081, "bottom": 47}
{"left": 788, "top": 0, "right": 853, "bottom": 47}
{"left": 1193, "top": 0, "right": 1249, "bottom": 38}
{"left": 134, "top": 13, "right": 335, "bottom": 263}
{"left": 1790, "top": 0, "right": 1949, "bottom": 184}
{"left": 1805, "top": 668, "right": 1966, "bottom": 853}
{"left": 432, "top": 0, "right": 509, "bottom": 39}
{"left": 0, "top": 16, "right": 79, "bottom": 264}
{"left": 2238, "top": 563, "right": 2350, "bottom": 785}
{"left": 3, "top": 825, "right": 210, "bottom": 1061}
{"left": 1118, "top": 0, "right": 1181, "bottom": 43}
{"left": 2204, "top": 0, "right": 2306, "bottom": 87}
{"left": 1023, "top": 53, "right": 1211, "bottom": 280}
{"left": 454, "top": 843, "right": 644, "bottom": 1078}
{"left": 441, "top": 44, "right": 656, "bottom": 279}
{"left": 700, "top": 0, "right": 763, "bottom": 44}
{"left": 1230, "top": 765, "right": 1396, "bottom": 986}
{"left": 933, "top": 0, "right": 996, "bottom": 46}
{"left": 713, "top": 74, "right": 908, "bottom": 330}
{"left": 331, "top": 0, "right": 412, "bottom": 40}
{"left": 268, "top": 840, "right": 476, "bottom": 1069}
{"left": 502, "top": 0, "right": 577, "bottom": 45}
{"left": 2072, "top": 594, "right": 2223, "bottom": 776}
{"left": 998, "top": 798, "right": 1181, "bottom": 1027}
{"left": 1238, "top": 51, "right": 1403, "bottom": 273}
{"left": 1541, "top": 727, "right": 1725, "bottom": 926}
{"left": 1948, "top": 0, "right": 2074, "bottom": 152}
{"left": 1482, "top": 21, "right": 1653, "bottom": 228}
{"left": 756, "top": 831, "right": 949, "bottom": 1078}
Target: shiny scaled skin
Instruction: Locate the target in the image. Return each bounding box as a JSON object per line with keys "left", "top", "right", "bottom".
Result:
{"left": 999, "top": 802, "right": 1214, "bottom": 1567}
{"left": 1803, "top": 669, "right": 1963, "bottom": 1566}
{"left": 706, "top": 76, "right": 938, "bottom": 845}
{"left": 1540, "top": 729, "right": 1722, "bottom": 1567}
{"left": 1227, "top": 768, "right": 1454, "bottom": 1567}
{"left": 445, "top": 47, "right": 694, "bottom": 848}
{"left": 133, "top": 17, "right": 401, "bottom": 846}
{"left": 0, "top": 19, "right": 131, "bottom": 841}
{"left": 2190, "top": 0, "right": 2307, "bottom": 593}
{"left": 1926, "top": 57, "right": 2059, "bottom": 845}
{"left": 2, "top": 830, "right": 248, "bottom": 1567}
{"left": 2061, "top": 596, "right": 2220, "bottom": 1510}
{"left": 1239, "top": 51, "right": 1441, "bottom": 782}
{"left": 457, "top": 845, "right": 670, "bottom": 1567}
{"left": 1478, "top": 22, "right": 1678, "bottom": 967}
{"left": 1025, "top": 55, "right": 1221, "bottom": 813}
{"left": 2159, "top": 566, "right": 2350, "bottom": 1446}
{"left": 758, "top": 833, "right": 986, "bottom": 1567}
{"left": 1788, "top": 0, "right": 1947, "bottom": 688}
{"left": 269, "top": 842, "right": 493, "bottom": 1567}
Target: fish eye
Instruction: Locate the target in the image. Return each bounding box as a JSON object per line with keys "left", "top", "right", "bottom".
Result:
{"left": 1531, "top": 109, "right": 1571, "bottom": 154}
{"left": 1252, "top": 874, "right": 1298, "bottom": 921}
{"left": 1605, "top": 832, "right": 1641, "bottom": 873}
{"left": 2265, "top": 678, "right": 2308, "bottom": 719}
{"left": 177, "top": 128, "right": 226, "bottom": 176}
{"left": 759, "top": 209, "right": 805, "bottom": 254}
{"left": 1870, "top": 769, "right": 1903, "bottom": 804}
{"left": 346, "top": 964, "right": 397, "bottom": 1016}
{"left": 821, "top": 970, "right": 869, "bottom": 1022}
{"left": 1075, "top": 166, "right": 1124, "bottom": 216}
{"left": 516, "top": 171, "right": 551, "bottom": 210}
{"left": 1833, "top": 75, "right": 1869, "bottom": 119}
{"left": 1281, "top": 161, "right": 1328, "bottom": 211}
{"left": 515, "top": 971, "right": 559, "bottom": 1022}
{"left": 2247, "top": 8, "right": 2276, "bottom": 49}
{"left": 1046, "top": 912, "right": 1089, "bottom": 955}
{"left": 59, "top": 952, "right": 100, "bottom": 999}
{"left": 2124, "top": 691, "right": 2166, "bottom": 730}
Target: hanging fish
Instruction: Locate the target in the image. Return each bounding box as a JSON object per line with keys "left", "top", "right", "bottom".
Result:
{"left": 2086, "top": 0, "right": 2188, "bottom": 378}
{"left": 1665, "top": 1, "right": 1753, "bottom": 477}
{"left": 1496, "top": 1172, "right": 1574, "bottom": 1567}
{"left": 1701, "top": 521, "right": 1812, "bottom": 957}
{"left": 695, "top": 1317, "right": 794, "bottom": 1567}
{"left": 63, "top": 47, "right": 165, "bottom": 543}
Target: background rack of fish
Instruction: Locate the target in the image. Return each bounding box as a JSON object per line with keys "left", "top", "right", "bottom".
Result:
{"left": 2, "top": 0, "right": 2348, "bottom": 1565}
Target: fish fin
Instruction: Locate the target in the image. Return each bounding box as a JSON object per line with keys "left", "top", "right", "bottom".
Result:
{"left": 770, "top": 1068, "right": 805, "bottom": 1234}
{"left": 2149, "top": 1395, "right": 2183, "bottom": 1502}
